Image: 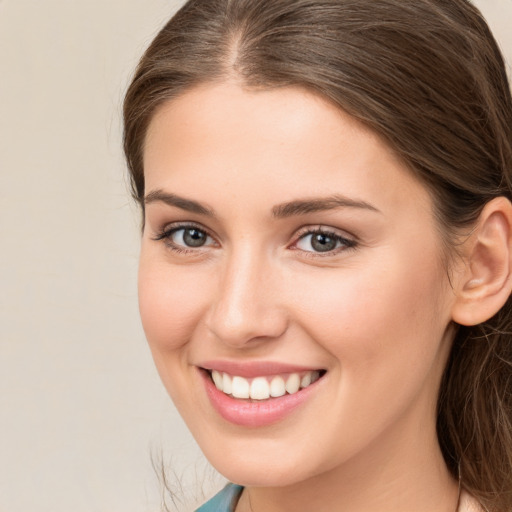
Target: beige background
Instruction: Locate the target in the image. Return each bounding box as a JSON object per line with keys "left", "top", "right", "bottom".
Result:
{"left": 0, "top": 1, "right": 511, "bottom": 511}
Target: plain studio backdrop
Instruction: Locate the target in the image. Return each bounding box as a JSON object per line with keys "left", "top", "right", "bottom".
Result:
{"left": 0, "top": 1, "right": 510, "bottom": 511}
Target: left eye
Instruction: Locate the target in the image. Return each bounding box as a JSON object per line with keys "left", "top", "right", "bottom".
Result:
{"left": 167, "top": 227, "right": 213, "bottom": 248}
{"left": 295, "top": 231, "right": 354, "bottom": 253}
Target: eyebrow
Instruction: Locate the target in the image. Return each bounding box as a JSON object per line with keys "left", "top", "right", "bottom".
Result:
{"left": 272, "top": 195, "right": 380, "bottom": 218}
{"left": 144, "top": 189, "right": 380, "bottom": 218}
{"left": 144, "top": 189, "right": 215, "bottom": 216}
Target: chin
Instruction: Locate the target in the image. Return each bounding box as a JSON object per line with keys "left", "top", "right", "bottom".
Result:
{"left": 198, "top": 438, "right": 321, "bottom": 487}
{"left": 215, "top": 461, "right": 308, "bottom": 488}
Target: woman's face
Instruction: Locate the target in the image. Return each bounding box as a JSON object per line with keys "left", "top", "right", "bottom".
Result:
{"left": 140, "top": 83, "right": 458, "bottom": 486}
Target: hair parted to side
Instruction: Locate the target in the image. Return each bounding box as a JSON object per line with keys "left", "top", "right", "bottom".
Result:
{"left": 123, "top": 1, "right": 512, "bottom": 510}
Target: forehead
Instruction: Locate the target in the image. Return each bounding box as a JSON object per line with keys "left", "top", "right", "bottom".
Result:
{"left": 143, "top": 82, "right": 432, "bottom": 220}
{"left": 145, "top": 82, "right": 379, "bottom": 167}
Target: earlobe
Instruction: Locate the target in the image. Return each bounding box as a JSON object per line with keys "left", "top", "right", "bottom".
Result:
{"left": 451, "top": 197, "right": 512, "bottom": 326}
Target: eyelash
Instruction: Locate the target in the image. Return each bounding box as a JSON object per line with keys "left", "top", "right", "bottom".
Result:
{"left": 292, "top": 227, "right": 358, "bottom": 257}
{"left": 153, "top": 223, "right": 358, "bottom": 257}
{"left": 153, "top": 222, "right": 216, "bottom": 254}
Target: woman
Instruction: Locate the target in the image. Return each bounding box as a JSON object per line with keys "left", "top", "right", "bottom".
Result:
{"left": 123, "top": 0, "right": 512, "bottom": 510}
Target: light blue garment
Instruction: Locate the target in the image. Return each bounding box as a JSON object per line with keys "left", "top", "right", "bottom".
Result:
{"left": 195, "top": 484, "right": 244, "bottom": 512}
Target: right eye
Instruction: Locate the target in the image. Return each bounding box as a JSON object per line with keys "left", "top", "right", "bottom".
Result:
{"left": 170, "top": 227, "right": 209, "bottom": 247}
{"left": 154, "top": 225, "right": 216, "bottom": 252}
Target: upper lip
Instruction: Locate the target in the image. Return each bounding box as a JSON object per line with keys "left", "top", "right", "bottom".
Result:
{"left": 198, "top": 360, "right": 325, "bottom": 378}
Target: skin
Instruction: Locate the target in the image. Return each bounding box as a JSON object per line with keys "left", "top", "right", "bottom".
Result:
{"left": 139, "top": 82, "right": 463, "bottom": 511}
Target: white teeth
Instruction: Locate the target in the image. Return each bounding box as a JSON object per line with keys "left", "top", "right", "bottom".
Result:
{"left": 222, "top": 373, "right": 232, "bottom": 395}
{"left": 300, "top": 372, "right": 311, "bottom": 388}
{"left": 250, "top": 377, "right": 270, "bottom": 400}
{"left": 270, "top": 376, "right": 286, "bottom": 397}
{"left": 232, "top": 376, "right": 250, "bottom": 399}
{"left": 210, "top": 369, "right": 322, "bottom": 400}
{"left": 285, "top": 373, "right": 300, "bottom": 394}
{"left": 212, "top": 370, "right": 223, "bottom": 390}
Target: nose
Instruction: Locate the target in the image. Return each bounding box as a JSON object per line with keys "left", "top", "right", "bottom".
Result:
{"left": 205, "top": 247, "right": 288, "bottom": 348}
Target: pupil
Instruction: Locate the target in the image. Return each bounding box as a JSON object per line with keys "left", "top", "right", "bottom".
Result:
{"left": 311, "top": 233, "right": 336, "bottom": 252}
{"left": 184, "top": 229, "right": 206, "bottom": 247}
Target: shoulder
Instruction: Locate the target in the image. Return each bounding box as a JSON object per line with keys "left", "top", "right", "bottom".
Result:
{"left": 195, "top": 484, "right": 244, "bottom": 512}
{"left": 458, "top": 489, "right": 486, "bottom": 512}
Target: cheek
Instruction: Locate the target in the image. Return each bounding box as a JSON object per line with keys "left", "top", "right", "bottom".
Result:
{"left": 289, "top": 249, "right": 451, "bottom": 372}
{"left": 283, "top": 254, "right": 452, "bottom": 453}
{"left": 137, "top": 257, "right": 208, "bottom": 353}
{"left": 137, "top": 256, "right": 216, "bottom": 412}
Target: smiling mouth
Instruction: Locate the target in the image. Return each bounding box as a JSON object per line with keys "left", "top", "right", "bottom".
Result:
{"left": 205, "top": 369, "right": 327, "bottom": 401}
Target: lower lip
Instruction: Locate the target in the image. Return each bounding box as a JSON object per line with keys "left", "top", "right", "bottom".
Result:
{"left": 200, "top": 370, "right": 323, "bottom": 427}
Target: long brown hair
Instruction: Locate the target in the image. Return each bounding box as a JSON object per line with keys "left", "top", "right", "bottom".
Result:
{"left": 123, "top": 1, "right": 512, "bottom": 509}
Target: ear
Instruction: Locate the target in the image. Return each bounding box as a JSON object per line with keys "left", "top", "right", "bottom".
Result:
{"left": 451, "top": 196, "right": 512, "bottom": 326}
